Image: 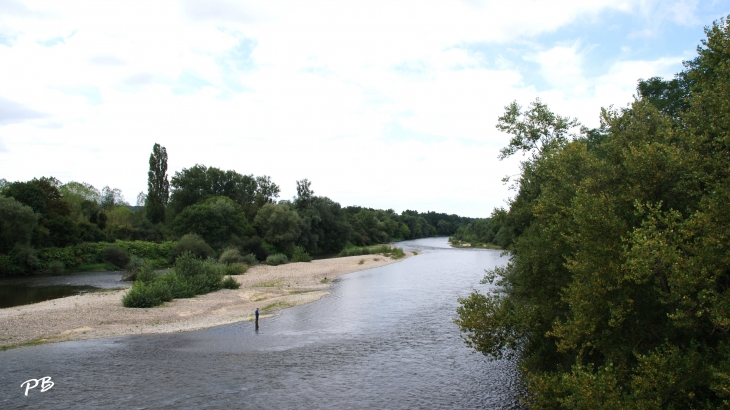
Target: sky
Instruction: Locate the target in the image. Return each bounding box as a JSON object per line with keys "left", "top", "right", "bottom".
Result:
{"left": 0, "top": 0, "right": 728, "bottom": 218}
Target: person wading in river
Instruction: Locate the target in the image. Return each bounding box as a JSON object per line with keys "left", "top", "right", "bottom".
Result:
{"left": 255, "top": 308, "right": 259, "bottom": 329}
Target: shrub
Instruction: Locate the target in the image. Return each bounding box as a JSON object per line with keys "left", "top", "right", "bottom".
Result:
{"left": 135, "top": 263, "right": 157, "bottom": 285}
{"left": 224, "top": 262, "right": 248, "bottom": 275}
{"left": 122, "top": 282, "right": 158, "bottom": 308}
{"left": 291, "top": 246, "right": 312, "bottom": 263}
{"left": 170, "top": 234, "right": 214, "bottom": 261}
{"left": 122, "top": 280, "right": 172, "bottom": 308}
{"left": 241, "top": 253, "right": 258, "bottom": 266}
{"left": 122, "top": 255, "right": 149, "bottom": 281}
{"left": 218, "top": 248, "right": 242, "bottom": 265}
{"left": 10, "top": 244, "right": 40, "bottom": 273}
{"left": 222, "top": 275, "right": 240, "bottom": 289}
{"left": 266, "top": 253, "right": 288, "bottom": 266}
{"left": 123, "top": 252, "right": 235, "bottom": 308}
{"left": 337, "top": 244, "right": 405, "bottom": 259}
{"left": 104, "top": 245, "right": 130, "bottom": 268}
{"left": 46, "top": 260, "right": 64, "bottom": 274}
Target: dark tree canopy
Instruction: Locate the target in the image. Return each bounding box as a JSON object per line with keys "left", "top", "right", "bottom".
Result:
{"left": 456, "top": 16, "right": 730, "bottom": 408}
{"left": 145, "top": 143, "right": 170, "bottom": 224}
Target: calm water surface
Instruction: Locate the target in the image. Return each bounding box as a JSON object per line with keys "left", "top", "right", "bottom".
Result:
{"left": 0, "top": 237, "right": 523, "bottom": 409}
{"left": 0, "top": 271, "right": 129, "bottom": 308}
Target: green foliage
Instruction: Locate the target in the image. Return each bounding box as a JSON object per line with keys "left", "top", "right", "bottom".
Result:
{"left": 450, "top": 208, "right": 511, "bottom": 248}
{"left": 122, "top": 255, "right": 149, "bottom": 281}
{"left": 123, "top": 252, "right": 227, "bottom": 308}
{"left": 456, "top": 17, "right": 730, "bottom": 408}
{"left": 218, "top": 247, "right": 242, "bottom": 265}
{"left": 291, "top": 245, "right": 312, "bottom": 262}
{"left": 223, "top": 262, "right": 248, "bottom": 275}
{"left": 0, "top": 196, "right": 38, "bottom": 253}
{"left": 170, "top": 234, "right": 214, "bottom": 260}
{"left": 254, "top": 203, "right": 302, "bottom": 254}
{"left": 103, "top": 245, "right": 130, "bottom": 268}
{"left": 240, "top": 252, "right": 258, "bottom": 266}
{"left": 10, "top": 244, "right": 40, "bottom": 273}
{"left": 168, "top": 164, "right": 278, "bottom": 220}
{"left": 45, "top": 260, "right": 64, "bottom": 274}
{"left": 337, "top": 244, "right": 404, "bottom": 259}
{"left": 222, "top": 275, "right": 240, "bottom": 289}
{"left": 265, "top": 253, "right": 288, "bottom": 266}
{"left": 145, "top": 143, "right": 170, "bottom": 224}
{"left": 496, "top": 97, "right": 581, "bottom": 160}
{"left": 172, "top": 196, "right": 254, "bottom": 248}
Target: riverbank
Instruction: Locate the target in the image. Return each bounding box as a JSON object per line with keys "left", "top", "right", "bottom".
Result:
{"left": 0, "top": 253, "right": 411, "bottom": 350}
{"left": 447, "top": 239, "right": 501, "bottom": 250}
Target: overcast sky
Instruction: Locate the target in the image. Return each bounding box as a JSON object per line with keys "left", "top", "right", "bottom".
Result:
{"left": 0, "top": 1, "right": 727, "bottom": 218}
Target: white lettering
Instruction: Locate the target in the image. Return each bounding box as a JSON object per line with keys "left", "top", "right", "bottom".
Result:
{"left": 21, "top": 376, "right": 53, "bottom": 396}
{"left": 21, "top": 379, "right": 38, "bottom": 396}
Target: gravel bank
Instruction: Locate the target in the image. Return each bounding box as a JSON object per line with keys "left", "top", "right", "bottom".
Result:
{"left": 0, "top": 254, "right": 410, "bottom": 350}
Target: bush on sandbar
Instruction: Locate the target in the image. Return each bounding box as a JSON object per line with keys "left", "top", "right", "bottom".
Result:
{"left": 122, "top": 251, "right": 226, "bottom": 308}
{"left": 291, "top": 246, "right": 312, "bottom": 263}
{"left": 337, "top": 244, "right": 405, "bottom": 259}
{"left": 266, "top": 253, "right": 288, "bottom": 266}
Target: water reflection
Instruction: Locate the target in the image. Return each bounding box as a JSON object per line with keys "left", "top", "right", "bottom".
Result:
{"left": 0, "top": 271, "right": 128, "bottom": 308}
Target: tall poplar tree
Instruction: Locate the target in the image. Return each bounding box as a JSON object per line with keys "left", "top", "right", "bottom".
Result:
{"left": 145, "top": 143, "right": 169, "bottom": 224}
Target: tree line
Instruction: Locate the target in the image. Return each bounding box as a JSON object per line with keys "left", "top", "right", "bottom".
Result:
{"left": 456, "top": 17, "right": 730, "bottom": 408}
{"left": 0, "top": 145, "right": 474, "bottom": 275}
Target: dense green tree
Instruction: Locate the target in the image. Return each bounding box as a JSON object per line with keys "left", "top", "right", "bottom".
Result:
{"left": 173, "top": 196, "right": 253, "bottom": 248}
{"left": 0, "top": 196, "right": 38, "bottom": 253}
{"left": 293, "top": 180, "right": 352, "bottom": 253}
{"left": 253, "top": 203, "right": 302, "bottom": 255}
{"left": 4, "top": 177, "right": 80, "bottom": 247}
{"left": 145, "top": 143, "right": 170, "bottom": 224}
{"left": 456, "top": 17, "right": 730, "bottom": 409}
{"left": 168, "top": 164, "right": 278, "bottom": 220}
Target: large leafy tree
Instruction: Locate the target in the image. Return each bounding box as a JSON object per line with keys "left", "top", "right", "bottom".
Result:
{"left": 4, "top": 177, "right": 79, "bottom": 247}
{"left": 0, "top": 196, "right": 37, "bottom": 253}
{"left": 294, "top": 179, "right": 352, "bottom": 253}
{"left": 168, "top": 164, "right": 278, "bottom": 220}
{"left": 145, "top": 143, "right": 170, "bottom": 224}
{"left": 172, "top": 196, "right": 253, "bottom": 249}
{"left": 456, "top": 17, "right": 730, "bottom": 408}
{"left": 253, "top": 203, "right": 302, "bottom": 255}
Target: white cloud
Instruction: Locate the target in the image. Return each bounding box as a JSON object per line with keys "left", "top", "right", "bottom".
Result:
{"left": 0, "top": 0, "right": 717, "bottom": 217}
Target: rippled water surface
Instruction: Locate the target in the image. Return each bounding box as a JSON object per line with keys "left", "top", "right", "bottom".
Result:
{"left": 0, "top": 237, "right": 523, "bottom": 409}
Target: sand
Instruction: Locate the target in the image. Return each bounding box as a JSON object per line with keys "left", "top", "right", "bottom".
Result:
{"left": 0, "top": 254, "right": 410, "bottom": 350}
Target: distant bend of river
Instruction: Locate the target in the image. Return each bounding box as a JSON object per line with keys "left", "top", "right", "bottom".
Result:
{"left": 0, "top": 237, "right": 524, "bottom": 409}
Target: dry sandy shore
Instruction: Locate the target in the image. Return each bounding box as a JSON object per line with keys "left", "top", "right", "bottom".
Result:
{"left": 0, "top": 254, "right": 411, "bottom": 350}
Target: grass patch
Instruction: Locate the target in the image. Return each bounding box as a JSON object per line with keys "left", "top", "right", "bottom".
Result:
{"left": 320, "top": 277, "right": 330, "bottom": 284}
{"left": 358, "top": 259, "right": 365, "bottom": 265}
{"left": 0, "top": 338, "right": 50, "bottom": 351}
{"left": 338, "top": 244, "right": 406, "bottom": 259}
{"left": 262, "top": 301, "right": 291, "bottom": 312}
{"left": 252, "top": 280, "right": 281, "bottom": 288}
{"left": 287, "top": 290, "right": 314, "bottom": 295}
{"left": 222, "top": 276, "right": 240, "bottom": 289}
{"left": 76, "top": 262, "right": 118, "bottom": 272}
{"left": 449, "top": 240, "right": 502, "bottom": 250}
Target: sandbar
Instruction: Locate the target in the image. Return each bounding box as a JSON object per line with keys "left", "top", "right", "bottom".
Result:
{"left": 0, "top": 253, "right": 411, "bottom": 350}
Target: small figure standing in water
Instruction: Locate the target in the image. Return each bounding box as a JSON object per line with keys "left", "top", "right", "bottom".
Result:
{"left": 255, "top": 308, "right": 259, "bottom": 330}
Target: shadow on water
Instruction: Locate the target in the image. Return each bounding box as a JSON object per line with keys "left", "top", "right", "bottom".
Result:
{"left": 0, "top": 271, "right": 129, "bottom": 308}
{"left": 0, "top": 238, "right": 524, "bottom": 409}
{"left": 0, "top": 285, "right": 99, "bottom": 309}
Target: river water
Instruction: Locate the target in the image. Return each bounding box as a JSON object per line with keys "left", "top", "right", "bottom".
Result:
{"left": 0, "top": 237, "right": 523, "bottom": 409}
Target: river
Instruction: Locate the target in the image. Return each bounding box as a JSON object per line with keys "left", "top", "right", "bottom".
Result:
{"left": 0, "top": 237, "right": 523, "bottom": 409}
